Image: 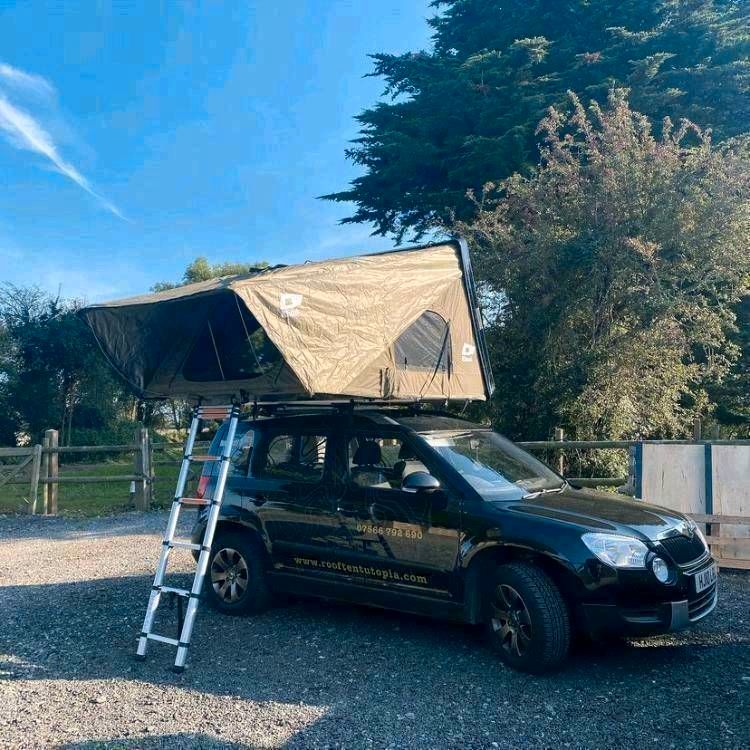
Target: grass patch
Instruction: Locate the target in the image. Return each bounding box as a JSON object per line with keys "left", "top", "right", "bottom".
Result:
{"left": 0, "top": 460, "right": 191, "bottom": 516}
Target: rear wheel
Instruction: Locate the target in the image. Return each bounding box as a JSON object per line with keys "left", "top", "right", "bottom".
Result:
{"left": 485, "top": 562, "right": 570, "bottom": 674}
{"left": 204, "top": 530, "right": 270, "bottom": 615}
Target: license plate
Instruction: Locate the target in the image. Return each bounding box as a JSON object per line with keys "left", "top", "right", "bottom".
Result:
{"left": 694, "top": 563, "right": 717, "bottom": 594}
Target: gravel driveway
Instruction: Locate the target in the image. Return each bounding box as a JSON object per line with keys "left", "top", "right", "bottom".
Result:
{"left": 0, "top": 512, "right": 748, "bottom": 750}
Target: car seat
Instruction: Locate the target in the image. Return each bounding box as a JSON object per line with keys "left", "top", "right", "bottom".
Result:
{"left": 350, "top": 441, "right": 390, "bottom": 488}
{"left": 394, "top": 443, "right": 428, "bottom": 484}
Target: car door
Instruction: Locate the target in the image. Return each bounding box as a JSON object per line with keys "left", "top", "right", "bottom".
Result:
{"left": 336, "top": 428, "right": 462, "bottom": 599}
{"left": 248, "top": 426, "right": 357, "bottom": 584}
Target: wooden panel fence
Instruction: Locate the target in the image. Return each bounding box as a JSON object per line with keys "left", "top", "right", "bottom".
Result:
{"left": 692, "top": 514, "right": 750, "bottom": 571}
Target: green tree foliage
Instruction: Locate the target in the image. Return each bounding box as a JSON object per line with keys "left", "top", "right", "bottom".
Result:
{"left": 0, "top": 316, "right": 18, "bottom": 444}
{"left": 327, "top": 0, "right": 750, "bottom": 240}
{"left": 456, "top": 93, "right": 750, "bottom": 449}
{"left": 710, "top": 296, "right": 750, "bottom": 429}
{"left": 152, "top": 257, "right": 269, "bottom": 291}
{"left": 0, "top": 286, "right": 134, "bottom": 445}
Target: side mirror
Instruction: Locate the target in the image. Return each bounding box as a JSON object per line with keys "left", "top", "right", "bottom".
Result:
{"left": 402, "top": 471, "right": 440, "bottom": 494}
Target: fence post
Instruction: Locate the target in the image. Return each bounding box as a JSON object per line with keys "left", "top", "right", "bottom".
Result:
{"left": 693, "top": 417, "right": 702, "bottom": 442}
{"left": 147, "top": 431, "right": 154, "bottom": 503}
{"left": 28, "top": 444, "right": 42, "bottom": 515}
{"left": 47, "top": 429, "right": 59, "bottom": 515}
{"left": 41, "top": 433, "right": 50, "bottom": 514}
{"left": 134, "top": 427, "right": 152, "bottom": 510}
{"left": 554, "top": 427, "right": 565, "bottom": 475}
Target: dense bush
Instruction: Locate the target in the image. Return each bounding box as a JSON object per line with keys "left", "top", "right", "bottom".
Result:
{"left": 456, "top": 92, "right": 750, "bottom": 447}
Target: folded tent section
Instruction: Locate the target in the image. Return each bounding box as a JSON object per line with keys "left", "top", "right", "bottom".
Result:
{"left": 80, "top": 238, "right": 495, "bottom": 403}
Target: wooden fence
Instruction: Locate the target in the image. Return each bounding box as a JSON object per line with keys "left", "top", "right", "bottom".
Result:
{"left": 0, "top": 428, "right": 204, "bottom": 514}
{"left": 0, "top": 444, "right": 44, "bottom": 512}
{"left": 1, "top": 427, "right": 747, "bottom": 570}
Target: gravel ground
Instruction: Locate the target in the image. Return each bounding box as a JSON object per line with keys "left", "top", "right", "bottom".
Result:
{"left": 0, "top": 512, "right": 748, "bottom": 750}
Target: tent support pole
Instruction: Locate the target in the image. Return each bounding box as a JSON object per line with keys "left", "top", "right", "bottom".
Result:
{"left": 207, "top": 320, "right": 226, "bottom": 381}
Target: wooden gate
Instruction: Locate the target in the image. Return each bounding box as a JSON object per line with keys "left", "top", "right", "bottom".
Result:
{"left": 0, "top": 446, "right": 42, "bottom": 513}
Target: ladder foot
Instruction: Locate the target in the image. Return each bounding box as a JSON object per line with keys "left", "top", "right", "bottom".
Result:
{"left": 172, "top": 665, "right": 185, "bottom": 674}
{"left": 133, "top": 654, "right": 147, "bottom": 662}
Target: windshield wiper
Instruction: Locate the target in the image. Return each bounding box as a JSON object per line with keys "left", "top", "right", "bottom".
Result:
{"left": 522, "top": 482, "right": 568, "bottom": 499}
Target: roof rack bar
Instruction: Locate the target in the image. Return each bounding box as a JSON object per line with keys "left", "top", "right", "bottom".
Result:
{"left": 241, "top": 396, "right": 465, "bottom": 406}
{"left": 239, "top": 399, "right": 466, "bottom": 416}
{"left": 247, "top": 399, "right": 427, "bottom": 408}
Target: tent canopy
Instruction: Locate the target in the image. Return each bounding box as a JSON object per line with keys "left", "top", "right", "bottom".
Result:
{"left": 80, "top": 239, "right": 494, "bottom": 403}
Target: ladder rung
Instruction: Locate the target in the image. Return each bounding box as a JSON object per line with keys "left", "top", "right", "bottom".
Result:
{"left": 198, "top": 408, "right": 234, "bottom": 419}
{"left": 146, "top": 633, "right": 180, "bottom": 646}
{"left": 156, "top": 585, "right": 191, "bottom": 597}
{"left": 179, "top": 497, "right": 210, "bottom": 507}
{"left": 188, "top": 454, "right": 221, "bottom": 462}
{"left": 168, "top": 540, "right": 202, "bottom": 551}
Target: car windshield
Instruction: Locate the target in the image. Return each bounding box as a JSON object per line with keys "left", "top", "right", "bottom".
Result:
{"left": 419, "top": 429, "right": 563, "bottom": 498}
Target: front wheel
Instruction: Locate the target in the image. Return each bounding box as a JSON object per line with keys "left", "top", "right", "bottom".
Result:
{"left": 204, "top": 530, "right": 270, "bottom": 615}
{"left": 485, "top": 562, "right": 571, "bottom": 674}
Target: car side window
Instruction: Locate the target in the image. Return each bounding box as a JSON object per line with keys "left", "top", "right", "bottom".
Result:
{"left": 347, "top": 433, "right": 428, "bottom": 490}
{"left": 214, "top": 425, "right": 255, "bottom": 478}
{"left": 255, "top": 432, "right": 328, "bottom": 483}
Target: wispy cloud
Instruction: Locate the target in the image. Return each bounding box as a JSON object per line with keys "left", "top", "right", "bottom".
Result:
{"left": 0, "top": 62, "right": 124, "bottom": 219}
{"left": 0, "top": 62, "right": 55, "bottom": 99}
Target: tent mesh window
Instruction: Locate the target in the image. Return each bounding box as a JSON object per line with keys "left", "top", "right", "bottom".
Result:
{"left": 183, "top": 293, "right": 282, "bottom": 382}
{"left": 394, "top": 311, "right": 451, "bottom": 372}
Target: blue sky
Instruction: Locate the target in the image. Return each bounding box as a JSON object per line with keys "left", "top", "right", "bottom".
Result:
{"left": 0, "top": 1, "right": 433, "bottom": 301}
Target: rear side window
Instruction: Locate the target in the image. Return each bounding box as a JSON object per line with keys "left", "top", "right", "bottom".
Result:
{"left": 254, "top": 433, "right": 327, "bottom": 483}
{"left": 209, "top": 424, "right": 255, "bottom": 478}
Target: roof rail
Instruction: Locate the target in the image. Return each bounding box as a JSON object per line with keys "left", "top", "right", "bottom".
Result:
{"left": 242, "top": 398, "right": 470, "bottom": 418}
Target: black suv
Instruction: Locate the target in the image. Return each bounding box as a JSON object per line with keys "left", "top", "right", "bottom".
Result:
{"left": 191, "top": 409, "right": 717, "bottom": 673}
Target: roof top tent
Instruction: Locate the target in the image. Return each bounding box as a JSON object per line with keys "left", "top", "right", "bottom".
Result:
{"left": 80, "top": 238, "right": 495, "bottom": 404}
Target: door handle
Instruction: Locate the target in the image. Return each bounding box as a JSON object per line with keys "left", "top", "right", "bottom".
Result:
{"left": 252, "top": 493, "right": 267, "bottom": 506}
{"left": 336, "top": 505, "right": 357, "bottom": 517}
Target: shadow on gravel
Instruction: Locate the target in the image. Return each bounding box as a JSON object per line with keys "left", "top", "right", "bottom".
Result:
{"left": 58, "top": 734, "right": 260, "bottom": 749}
{"left": 2, "top": 572, "right": 749, "bottom": 748}
{"left": 0, "top": 513, "right": 177, "bottom": 543}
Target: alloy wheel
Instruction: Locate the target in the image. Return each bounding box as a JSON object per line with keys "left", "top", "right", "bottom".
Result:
{"left": 210, "top": 547, "right": 249, "bottom": 603}
{"left": 490, "top": 583, "right": 533, "bottom": 657}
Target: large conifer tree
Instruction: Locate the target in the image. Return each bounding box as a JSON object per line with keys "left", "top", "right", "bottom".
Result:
{"left": 326, "top": 0, "right": 750, "bottom": 240}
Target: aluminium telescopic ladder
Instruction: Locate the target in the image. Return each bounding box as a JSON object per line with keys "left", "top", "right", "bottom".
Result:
{"left": 135, "top": 404, "right": 240, "bottom": 672}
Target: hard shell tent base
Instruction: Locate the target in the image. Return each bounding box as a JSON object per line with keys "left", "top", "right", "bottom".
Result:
{"left": 81, "top": 238, "right": 494, "bottom": 404}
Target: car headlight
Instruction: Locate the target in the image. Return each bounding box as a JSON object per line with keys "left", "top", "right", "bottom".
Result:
{"left": 582, "top": 533, "right": 649, "bottom": 569}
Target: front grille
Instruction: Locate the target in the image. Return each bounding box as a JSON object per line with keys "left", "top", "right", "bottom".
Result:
{"left": 688, "top": 581, "right": 717, "bottom": 621}
{"left": 659, "top": 533, "right": 707, "bottom": 566}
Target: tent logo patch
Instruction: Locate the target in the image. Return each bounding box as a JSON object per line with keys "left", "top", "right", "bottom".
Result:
{"left": 280, "top": 293, "right": 303, "bottom": 318}
{"left": 461, "top": 343, "right": 476, "bottom": 362}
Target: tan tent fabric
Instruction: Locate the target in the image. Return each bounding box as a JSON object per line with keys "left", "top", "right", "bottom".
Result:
{"left": 81, "top": 240, "right": 493, "bottom": 402}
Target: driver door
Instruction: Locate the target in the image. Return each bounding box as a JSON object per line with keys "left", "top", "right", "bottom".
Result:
{"left": 336, "top": 429, "right": 461, "bottom": 598}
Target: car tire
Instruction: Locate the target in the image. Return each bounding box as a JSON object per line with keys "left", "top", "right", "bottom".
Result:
{"left": 485, "top": 561, "right": 571, "bottom": 674}
{"left": 204, "top": 530, "right": 270, "bottom": 616}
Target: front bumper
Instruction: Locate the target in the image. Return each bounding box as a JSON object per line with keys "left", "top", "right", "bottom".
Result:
{"left": 579, "top": 576, "right": 718, "bottom": 637}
